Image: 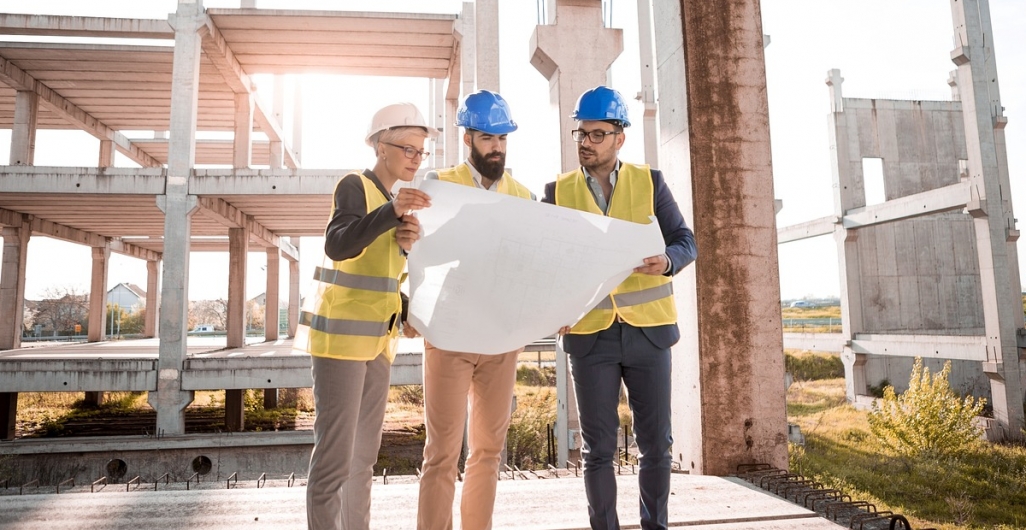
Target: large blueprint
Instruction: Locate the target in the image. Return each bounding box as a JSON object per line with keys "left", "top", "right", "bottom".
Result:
{"left": 407, "top": 179, "right": 665, "bottom": 354}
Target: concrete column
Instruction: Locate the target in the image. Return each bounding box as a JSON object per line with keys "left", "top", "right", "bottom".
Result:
{"left": 1, "top": 392, "right": 16, "bottom": 441}
{"left": 292, "top": 77, "right": 303, "bottom": 167}
{"left": 0, "top": 220, "right": 30, "bottom": 351}
{"left": 825, "top": 71, "right": 869, "bottom": 400}
{"left": 87, "top": 245, "right": 110, "bottom": 342}
{"left": 530, "top": 0, "right": 621, "bottom": 464}
{"left": 144, "top": 259, "right": 160, "bottom": 337}
{"left": 475, "top": 0, "right": 499, "bottom": 91}
{"left": 430, "top": 78, "right": 446, "bottom": 168}
{"left": 636, "top": 0, "right": 659, "bottom": 165}
{"left": 227, "top": 226, "right": 248, "bottom": 348}
{"left": 950, "top": 0, "right": 1025, "bottom": 440}
{"left": 530, "top": 0, "right": 623, "bottom": 172}
{"left": 9, "top": 90, "right": 38, "bottom": 166}
{"left": 653, "top": 0, "right": 787, "bottom": 475}
{"left": 265, "top": 247, "right": 280, "bottom": 341}
{"left": 99, "top": 140, "right": 114, "bottom": 168}
{"left": 150, "top": 0, "right": 203, "bottom": 436}
{"left": 460, "top": 2, "right": 477, "bottom": 162}
{"left": 84, "top": 391, "right": 104, "bottom": 406}
{"left": 234, "top": 92, "right": 254, "bottom": 169}
{"left": 269, "top": 76, "right": 285, "bottom": 169}
{"left": 225, "top": 389, "right": 245, "bottom": 431}
{"left": 263, "top": 388, "right": 278, "bottom": 410}
{"left": 444, "top": 97, "right": 459, "bottom": 167}
{"left": 287, "top": 237, "right": 300, "bottom": 338}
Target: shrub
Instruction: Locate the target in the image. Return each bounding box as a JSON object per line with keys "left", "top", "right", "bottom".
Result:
{"left": 391, "top": 385, "right": 424, "bottom": 406}
{"left": 867, "top": 358, "right": 985, "bottom": 459}
{"left": 516, "top": 365, "right": 555, "bottom": 386}
{"left": 507, "top": 389, "right": 556, "bottom": 469}
{"left": 785, "top": 351, "right": 843, "bottom": 381}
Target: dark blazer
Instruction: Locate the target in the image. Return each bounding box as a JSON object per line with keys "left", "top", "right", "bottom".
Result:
{"left": 542, "top": 165, "right": 697, "bottom": 356}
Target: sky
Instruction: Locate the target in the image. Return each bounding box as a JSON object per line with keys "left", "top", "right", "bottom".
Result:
{"left": 0, "top": 0, "right": 1023, "bottom": 303}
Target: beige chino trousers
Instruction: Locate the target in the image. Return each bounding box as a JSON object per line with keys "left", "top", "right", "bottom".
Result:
{"left": 417, "top": 343, "right": 521, "bottom": 530}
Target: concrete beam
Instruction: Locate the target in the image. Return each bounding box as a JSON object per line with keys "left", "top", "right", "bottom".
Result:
{"left": 842, "top": 181, "right": 972, "bottom": 229}
{"left": 777, "top": 215, "right": 837, "bottom": 244}
{"left": 782, "top": 333, "right": 845, "bottom": 353}
{"left": 850, "top": 333, "right": 989, "bottom": 362}
{"left": 0, "top": 56, "right": 162, "bottom": 168}
{"left": 0, "top": 14, "right": 173, "bottom": 39}
{"left": 0, "top": 359, "right": 157, "bottom": 392}
{"left": 194, "top": 197, "right": 297, "bottom": 260}
{"left": 0, "top": 167, "right": 166, "bottom": 195}
{"left": 0, "top": 207, "right": 160, "bottom": 261}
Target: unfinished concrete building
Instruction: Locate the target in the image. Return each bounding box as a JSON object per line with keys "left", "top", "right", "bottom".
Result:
{"left": 0, "top": 0, "right": 793, "bottom": 484}
{"left": 780, "top": 0, "right": 1025, "bottom": 440}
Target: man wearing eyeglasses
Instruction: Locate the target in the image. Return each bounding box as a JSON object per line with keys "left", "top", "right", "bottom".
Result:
{"left": 542, "top": 86, "right": 697, "bottom": 530}
{"left": 415, "top": 90, "right": 536, "bottom": 530}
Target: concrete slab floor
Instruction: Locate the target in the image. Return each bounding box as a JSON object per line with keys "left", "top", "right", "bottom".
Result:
{"left": 0, "top": 473, "right": 844, "bottom": 529}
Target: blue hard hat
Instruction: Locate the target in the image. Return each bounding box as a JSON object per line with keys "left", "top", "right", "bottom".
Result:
{"left": 571, "top": 86, "right": 631, "bottom": 127}
{"left": 456, "top": 90, "right": 518, "bottom": 134}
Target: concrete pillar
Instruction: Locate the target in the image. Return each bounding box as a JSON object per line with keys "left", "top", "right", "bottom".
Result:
{"left": 530, "top": 0, "right": 623, "bottom": 172}
{"left": 475, "top": 0, "right": 499, "bottom": 91}
{"left": 530, "top": 0, "right": 621, "bottom": 465}
{"left": 144, "top": 259, "right": 160, "bottom": 337}
{"left": 636, "top": 0, "right": 659, "bottom": 165}
{"left": 265, "top": 247, "right": 280, "bottom": 341}
{"left": 950, "top": 0, "right": 1025, "bottom": 440}
{"left": 263, "top": 388, "right": 278, "bottom": 409}
{"left": 269, "top": 76, "right": 285, "bottom": 169}
{"left": 84, "top": 391, "right": 105, "bottom": 406}
{"left": 1, "top": 392, "right": 16, "bottom": 441}
{"left": 444, "top": 97, "right": 459, "bottom": 167}
{"left": 227, "top": 226, "right": 248, "bottom": 348}
{"left": 149, "top": 0, "right": 203, "bottom": 436}
{"left": 653, "top": 0, "right": 787, "bottom": 475}
{"left": 292, "top": 77, "right": 303, "bottom": 167}
{"left": 287, "top": 237, "right": 300, "bottom": 338}
{"left": 9, "top": 90, "right": 38, "bottom": 165}
{"left": 225, "top": 389, "right": 245, "bottom": 431}
{"left": 825, "top": 70, "right": 869, "bottom": 400}
{"left": 430, "top": 78, "right": 446, "bottom": 168}
{"left": 0, "top": 220, "right": 30, "bottom": 350}
{"left": 460, "top": 1, "right": 477, "bottom": 162}
{"left": 87, "top": 245, "right": 111, "bottom": 342}
{"left": 99, "top": 140, "right": 114, "bottom": 168}
{"left": 234, "top": 92, "right": 254, "bottom": 169}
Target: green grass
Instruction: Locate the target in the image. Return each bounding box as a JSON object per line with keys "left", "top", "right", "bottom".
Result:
{"left": 789, "top": 379, "right": 1026, "bottom": 529}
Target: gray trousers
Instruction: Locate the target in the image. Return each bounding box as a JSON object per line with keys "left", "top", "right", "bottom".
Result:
{"left": 307, "top": 353, "right": 391, "bottom": 530}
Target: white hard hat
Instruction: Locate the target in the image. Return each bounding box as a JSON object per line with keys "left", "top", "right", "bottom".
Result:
{"left": 365, "top": 102, "right": 440, "bottom": 146}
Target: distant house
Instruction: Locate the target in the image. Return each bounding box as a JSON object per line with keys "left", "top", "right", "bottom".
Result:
{"left": 107, "top": 283, "right": 146, "bottom": 313}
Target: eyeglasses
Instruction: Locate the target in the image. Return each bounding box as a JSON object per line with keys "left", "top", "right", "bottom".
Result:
{"left": 383, "top": 142, "right": 430, "bottom": 160}
{"left": 571, "top": 129, "right": 621, "bottom": 144}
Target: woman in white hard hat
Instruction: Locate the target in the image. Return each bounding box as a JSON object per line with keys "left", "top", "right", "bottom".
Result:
{"left": 295, "top": 102, "right": 438, "bottom": 530}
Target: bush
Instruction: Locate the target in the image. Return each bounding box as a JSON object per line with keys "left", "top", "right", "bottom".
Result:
{"left": 516, "top": 365, "right": 555, "bottom": 386}
{"left": 785, "top": 351, "right": 844, "bottom": 381}
{"left": 507, "top": 389, "right": 556, "bottom": 469}
{"left": 867, "top": 358, "right": 985, "bottom": 459}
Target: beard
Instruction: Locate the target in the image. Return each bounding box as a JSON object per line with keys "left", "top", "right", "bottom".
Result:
{"left": 470, "top": 144, "right": 506, "bottom": 181}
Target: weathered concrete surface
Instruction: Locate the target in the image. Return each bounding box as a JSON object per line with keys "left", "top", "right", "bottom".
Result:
{"left": 668, "top": 0, "right": 788, "bottom": 474}
{"left": 0, "top": 219, "right": 30, "bottom": 351}
{"left": 0, "top": 473, "right": 842, "bottom": 529}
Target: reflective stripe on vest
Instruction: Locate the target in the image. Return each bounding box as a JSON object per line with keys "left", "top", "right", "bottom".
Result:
{"left": 555, "top": 162, "right": 677, "bottom": 333}
{"left": 437, "top": 163, "right": 534, "bottom": 199}
{"left": 293, "top": 171, "right": 404, "bottom": 362}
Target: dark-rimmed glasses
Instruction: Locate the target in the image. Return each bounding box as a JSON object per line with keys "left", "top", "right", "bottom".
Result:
{"left": 571, "top": 129, "right": 621, "bottom": 144}
{"left": 383, "top": 142, "right": 430, "bottom": 160}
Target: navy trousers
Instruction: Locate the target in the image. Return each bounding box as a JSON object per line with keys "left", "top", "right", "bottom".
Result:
{"left": 569, "top": 322, "right": 673, "bottom": 530}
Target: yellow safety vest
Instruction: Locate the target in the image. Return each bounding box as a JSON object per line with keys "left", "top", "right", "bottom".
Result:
{"left": 554, "top": 162, "right": 676, "bottom": 333}
{"left": 294, "top": 172, "right": 405, "bottom": 362}
{"left": 437, "top": 163, "right": 534, "bottom": 199}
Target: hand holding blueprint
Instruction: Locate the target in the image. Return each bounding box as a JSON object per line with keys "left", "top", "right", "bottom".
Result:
{"left": 407, "top": 179, "right": 666, "bottom": 354}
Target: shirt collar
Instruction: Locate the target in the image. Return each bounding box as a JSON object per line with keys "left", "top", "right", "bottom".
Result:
{"left": 464, "top": 159, "right": 497, "bottom": 191}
